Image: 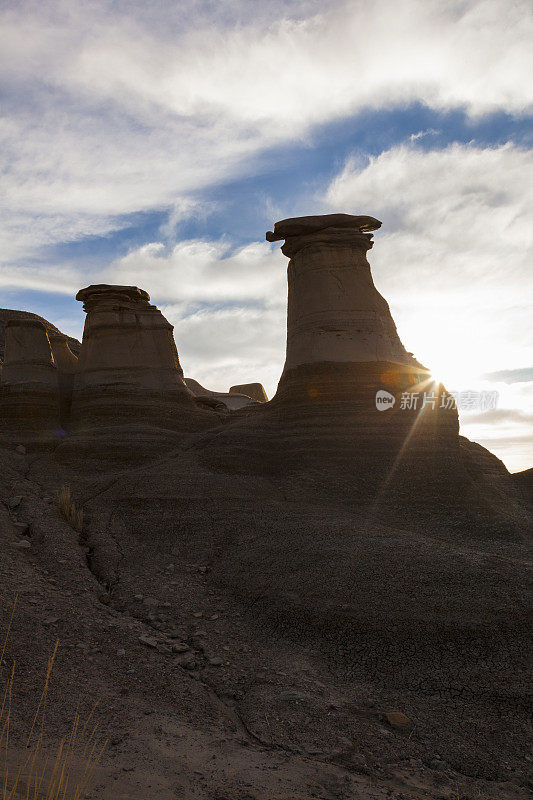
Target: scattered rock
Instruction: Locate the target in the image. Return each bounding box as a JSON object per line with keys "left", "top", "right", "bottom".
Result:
{"left": 8, "top": 496, "right": 22, "bottom": 509}
{"left": 12, "top": 539, "right": 31, "bottom": 550}
{"left": 13, "top": 522, "right": 29, "bottom": 535}
{"left": 208, "top": 657, "right": 223, "bottom": 666}
{"left": 172, "top": 643, "right": 190, "bottom": 653}
{"left": 138, "top": 636, "right": 158, "bottom": 649}
{"left": 193, "top": 611, "right": 203, "bottom": 618}
{"left": 133, "top": 594, "right": 144, "bottom": 602}
{"left": 385, "top": 711, "right": 412, "bottom": 731}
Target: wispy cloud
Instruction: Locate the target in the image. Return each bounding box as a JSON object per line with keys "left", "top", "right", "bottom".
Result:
{"left": 1, "top": 0, "right": 532, "bottom": 263}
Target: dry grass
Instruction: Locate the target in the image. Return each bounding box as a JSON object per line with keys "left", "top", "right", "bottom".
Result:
{"left": 0, "top": 597, "right": 107, "bottom": 799}
{"left": 57, "top": 488, "right": 83, "bottom": 534}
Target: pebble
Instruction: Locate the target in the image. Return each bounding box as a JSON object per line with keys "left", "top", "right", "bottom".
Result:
{"left": 15, "top": 445, "right": 26, "bottom": 454}
{"left": 138, "top": 635, "right": 158, "bottom": 649}
{"left": 210, "top": 614, "right": 219, "bottom": 620}
{"left": 117, "top": 648, "right": 126, "bottom": 656}
{"left": 8, "top": 496, "right": 23, "bottom": 509}
{"left": 44, "top": 617, "right": 60, "bottom": 626}
{"left": 193, "top": 612, "right": 203, "bottom": 618}
{"left": 12, "top": 539, "right": 31, "bottom": 550}
{"left": 134, "top": 594, "right": 144, "bottom": 602}
{"left": 385, "top": 711, "right": 412, "bottom": 731}
{"left": 208, "top": 657, "right": 223, "bottom": 666}
{"left": 143, "top": 597, "right": 158, "bottom": 607}
{"left": 172, "top": 643, "right": 190, "bottom": 653}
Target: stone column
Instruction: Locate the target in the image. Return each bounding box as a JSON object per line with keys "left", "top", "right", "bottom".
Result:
{"left": 262, "top": 214, "right": 458, "bottom": 477}
{"left": 0, "top": 319, "right": 59, "bottom": 438}
{"left": 71, "top": 284, "right": 196, "bottom": 428}
{"left": 266, "top": 214, "right": 431, "bottom": 401}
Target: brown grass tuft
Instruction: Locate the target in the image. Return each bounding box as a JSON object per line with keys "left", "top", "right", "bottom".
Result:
{"left": 57, "top": 488, "right": 83, "bottom": 534}
{"left": 1, "top": 598, "right": 107, "bottom": 799}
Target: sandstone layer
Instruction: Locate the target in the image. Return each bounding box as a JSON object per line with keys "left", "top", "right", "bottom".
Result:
{"left": 0, "top": 319, "right": 60, "bottom": 441}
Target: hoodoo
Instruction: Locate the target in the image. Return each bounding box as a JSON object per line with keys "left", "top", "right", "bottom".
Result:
{"left": 0, "top": 319, "right": 59, "bottom": 438}
{"left": 272, "top": 214, "right": 417, "bottom": 372}
{"left": 70, "top": 284, "right": 197, "bottom": 429}
{"left": 270, "top": 213, "right": 425, "bottom": 401}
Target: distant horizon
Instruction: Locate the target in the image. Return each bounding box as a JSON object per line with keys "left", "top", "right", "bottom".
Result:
{"left": 1, "top": 0, "right": 531, "bottom": 472}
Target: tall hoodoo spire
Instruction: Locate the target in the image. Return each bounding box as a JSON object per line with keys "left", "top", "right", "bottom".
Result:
{"left": 268, "top": 214, "right": 419, "bottom": 377}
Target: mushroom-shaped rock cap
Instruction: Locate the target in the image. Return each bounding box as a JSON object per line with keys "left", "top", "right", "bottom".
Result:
{"left": 76, "top": 284, "right": 150, "bottom": 303}
{"left": 266, "top": 213, "right": 381, "bottom": 242}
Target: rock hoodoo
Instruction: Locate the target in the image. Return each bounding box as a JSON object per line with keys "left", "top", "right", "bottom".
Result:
{"left": 229, "top": 383, "right": 268, "bottom": 403}
{"left": 70, "top": 284, "right": 198, "bottom": 429}
{"left": 185, "top": 378, "right": 259, "bottom": 411}
{"left": 0, "top": 319, "right": 59, "bottom": 438}
{"left": 272, "top": 214, "right": 417, "bottom": 373}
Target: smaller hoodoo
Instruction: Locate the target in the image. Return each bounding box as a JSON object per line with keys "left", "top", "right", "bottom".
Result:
{"left": 70, "top": 284, "right": 204, "bottom": 431}
{"left": 0, "top": 319, "right": 60, "bottom": 440}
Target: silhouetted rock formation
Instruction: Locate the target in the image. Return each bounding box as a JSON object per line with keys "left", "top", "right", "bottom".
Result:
{"left": 0, "top": 308, "right": 81, "bottom": 361}
{"left": 70, "top": 284, "right": 204, "bottom": 430}
{"left": 48, "top": 332, "right": 78, "bottom": 426}
{"left": 185, "top": 378, "right": 259, "bottom": 411}
{"left": 229, "top": 383, "right": 268, "bottom": 402}
{"left": 0, "top": 319, "right": 59, "bottom": 440}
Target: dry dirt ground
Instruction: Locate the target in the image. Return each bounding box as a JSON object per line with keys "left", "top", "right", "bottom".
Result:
{"left": 1, "top": 437, "right": 531, "bottom": 800}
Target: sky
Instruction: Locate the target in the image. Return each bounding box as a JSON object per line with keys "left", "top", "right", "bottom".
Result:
{"left": 0, "top": 0, "right": 532, "bottom": 472}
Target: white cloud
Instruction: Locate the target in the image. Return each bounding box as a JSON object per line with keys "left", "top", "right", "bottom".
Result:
{"left": 107, "top": 239, "right": 286, "bottom": 305}
{"left": 0, "top": 0, "right": 532, "bottom": 262}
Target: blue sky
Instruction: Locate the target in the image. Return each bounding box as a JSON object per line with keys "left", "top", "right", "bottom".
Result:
{"left": 0, "top": 0, "right": 532, "bottom": 471}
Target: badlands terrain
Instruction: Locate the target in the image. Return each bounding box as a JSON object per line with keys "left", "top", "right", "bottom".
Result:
{"left": 0, "top": 214, "right": 531, "bottom": 799}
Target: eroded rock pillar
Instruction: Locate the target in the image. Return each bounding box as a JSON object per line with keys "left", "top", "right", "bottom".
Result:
{"left": 71, "top": 284, "right": 196, "bottom": 428}
{"left": 263, "top": 213, "right": 458, "bottom": 475}
{"left": 0, "top": 319, "right": 60, "bottom": 438}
